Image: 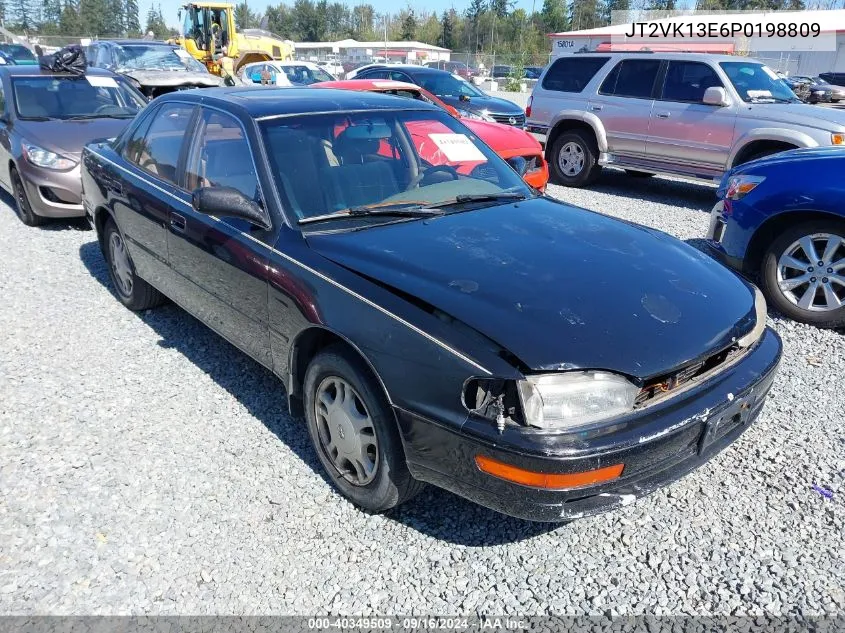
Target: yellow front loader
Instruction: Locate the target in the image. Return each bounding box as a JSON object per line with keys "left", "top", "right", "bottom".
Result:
{"left": 172, "top": 2, "right": 296, "bottom": 84}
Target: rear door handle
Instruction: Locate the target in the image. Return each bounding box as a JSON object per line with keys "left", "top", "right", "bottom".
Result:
{"left": 170, "top": 213, "right": 186, "bottom": 232}
{"left": 656, "top": 112, "right": 671, "bottom": 118}
{"left": 589, "top": 105, "right": 603, "bottom": 111}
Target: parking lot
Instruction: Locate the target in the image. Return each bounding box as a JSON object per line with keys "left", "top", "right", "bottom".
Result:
{"left": 1, "top": 171, "right": 843, "bottom": 616}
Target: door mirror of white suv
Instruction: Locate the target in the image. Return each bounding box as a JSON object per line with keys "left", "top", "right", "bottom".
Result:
{"left": 703, "top": 86, "right": 730, "bottom": 106}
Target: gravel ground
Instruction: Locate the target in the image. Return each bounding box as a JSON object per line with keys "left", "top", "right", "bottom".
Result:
{"left": 0, "top": 173, "right": 843, "bottom": 617}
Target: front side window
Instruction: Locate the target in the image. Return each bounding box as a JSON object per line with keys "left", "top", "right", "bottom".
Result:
{"left": 124, "top": 103, "right": 195, "bottom": 185}
{"left": 185, "top": 109, "right": 258, "bottom": 202}
{"left": 542, "top": 57, "right": 609, "bottom": 93}
{"left": 260, "top": 109, "right": 532, "bottom": 223}
{"left": 280, "top": 65, "right": 333, "bottom": 85}
{"left": 599, "top": 59, "right": 661, "bottom": 99}
{"left": 12, "top": 76, "right": 146, "bottom": 120}
{"left": 720, "top": 61, "right": 799, "bottom": 103}
{"left": 0, "top": 45, "right": 37, "bottom": 64}
{"left": 661, "top": 61, "right": 723, "bottom": 102}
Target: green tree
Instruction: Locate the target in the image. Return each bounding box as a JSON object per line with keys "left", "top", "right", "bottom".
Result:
{"left": 9, "top": 0, "right": 33, "bottom": 30}
{"left": 145, "top": 4, "right": 168, "bottom": 38}
{"left": 437, "top": 10, "right": 454, "bottom": 48}
{"left": 350, "top": 3, "right": 375, "bottom": 40}
{"left": 59, "top": 0, "right": 80, "bottom": 34}
{"left": 124, "top": 0, "right": 141, "bottom": 35}
{"left": 568, "top": 0, "right": 601, "bottom": 30}
{"left": 399, "top": 7, "right": 416, "bottom": 40}
{"left": 234, "top": 2, "right": 258, "bottom": 29}
{"left": 602, "top": 0, "right": 628, "bottom": 25}
{"left": 103, "top": 0, "right": 124, "bottom": 35}
{"left": 540, "top": 0, "right": 568, "bottom": 32}
{"left": 40, "top": 0, "right": 63, "bottom": 34}
{"left": 78, "top": 0, "right": 108, "bottom": 34}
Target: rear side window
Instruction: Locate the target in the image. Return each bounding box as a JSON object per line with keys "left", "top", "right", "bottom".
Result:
{"left": 541, "top": 57, "right": 609, "bottom": 93}
{"left": 124, "top": 102, "right": 195, "bottom": 185}
{"left": 599, "top": 59, "right": 662, "bottom": 99}
{"left": 661, "top": 61, "right": 722, "bottom": 102}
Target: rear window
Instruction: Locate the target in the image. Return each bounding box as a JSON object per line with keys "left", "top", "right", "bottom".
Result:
{"left": 599, "top": 59, "right": 662, "bottom": 99}
{"left": 541, "top": 57, "right": 609, "bottom": 93}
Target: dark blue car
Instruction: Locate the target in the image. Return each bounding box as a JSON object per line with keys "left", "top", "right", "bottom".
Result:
{"left": 707, "top": 147, "right": 845, "bottom": 328}
{"left": 81, "top": 87, "right": 781, "bottom": 521}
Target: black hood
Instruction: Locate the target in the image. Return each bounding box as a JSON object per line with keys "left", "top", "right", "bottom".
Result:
{"left": 307, "top": 198, "right": 757, "bottom": 380}
{"left": 436, "top": 93, "right": 524, "bottom": 117}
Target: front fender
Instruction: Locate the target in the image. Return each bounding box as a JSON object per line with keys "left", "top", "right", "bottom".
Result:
{"left": 729, "top": 128, "right": 818, "bottom": 167}
{"left": 549, "top": 111, "right": 608, "bottom": 152}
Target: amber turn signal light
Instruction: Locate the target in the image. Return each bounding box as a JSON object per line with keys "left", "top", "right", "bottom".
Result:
{"left": 474, "top": 455, "right": 624, "bottom": 490}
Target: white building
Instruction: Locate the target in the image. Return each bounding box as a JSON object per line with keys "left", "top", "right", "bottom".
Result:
{"left": 294, "top": 38, "right": 450, "bottom": 64}
{"left": 549, "top": 10, "right": 845, "bottom": 76}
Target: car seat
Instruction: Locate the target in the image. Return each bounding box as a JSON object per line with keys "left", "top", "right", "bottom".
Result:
{"left": 321, "top": 129, "right": 401, "bottom": 209}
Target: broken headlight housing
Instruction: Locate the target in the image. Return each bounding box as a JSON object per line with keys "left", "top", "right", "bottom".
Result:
{"left": 737, "top": 286, "right": 767, "bottom": 348}
{"left": 517, "top": 371, "right": 639, "bottom": 431}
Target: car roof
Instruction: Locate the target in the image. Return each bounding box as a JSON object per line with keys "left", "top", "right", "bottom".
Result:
{"left": 360, "top": 65, "right": 458, "bottom": 78}
{"left": 561, "top": 51, "right": 752, "bottom": 64}
{"left": 155, "top": 86, "right": 442, "bottom": 119}
{"left": 0, "top": 66, "right": 119, "bottom": 77}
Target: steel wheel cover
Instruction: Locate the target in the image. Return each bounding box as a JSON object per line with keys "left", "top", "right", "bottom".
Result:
{"left": 109, "top": 232, "right": 134, "bottom": 297}
{"left": 557, "top": 141, "right": 586, "bottom": 177}
{"left": 314, "top": 376, "right": 379, "bottom": 486}
{"left": 777, "top": 232, "right": 845, "bottom": 312}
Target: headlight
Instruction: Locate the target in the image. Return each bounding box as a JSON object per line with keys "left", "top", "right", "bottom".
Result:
{"left": 458, "top": 109, "right": 494, "bottom": 122}
{"left": 725, "top": 174, "right": 765, "bottom": 200}
{"left": 517, "top": 371, "right": 639, "bottom": 430}
{"left": 22, "top": 142, "right": 77, "bottom": 170}
{"left": 737, "top": 286, "right": 767, "bottom": 348}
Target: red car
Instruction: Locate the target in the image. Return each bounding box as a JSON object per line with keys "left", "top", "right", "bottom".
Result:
{"left": 316, "top": 79, "right": 548, "bottom": 191}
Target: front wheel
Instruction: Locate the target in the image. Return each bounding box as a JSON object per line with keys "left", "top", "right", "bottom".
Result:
{"left": 10, "top": 168, "right": 46, "bottom": 227}
{"left": 761, "top": 220, "right": 845, "bottom": 328}
{"left": 103, "top": 220, "right": 165, "bottom": 311}
{"left": 548, "top": 131, "right": 601, "bottom": 188}
{"left": 303, "top": 345, "right": 423, "bottom": 513}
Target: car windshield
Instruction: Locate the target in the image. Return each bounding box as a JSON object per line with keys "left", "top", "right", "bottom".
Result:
{"left": 416, "top": 73, "right": 485, "bottom": 98}
{"left": 260, "top": 109, "right": 533, "bottom": 224}
{"left": 0, "top": 45, "right": 37, "bottom": 63}
{"left": 720, "top": 61, "right": 799, "bottom": 103}
{"left": 12, "top": 76, "right": 146, "bottom": 120}
{"left": 115, "top": 45, "right": 208, "bottom": 73}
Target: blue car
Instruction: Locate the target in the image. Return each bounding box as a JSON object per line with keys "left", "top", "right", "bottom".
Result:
{"left": 707, "top": 147, "right": 845, "bottom": 328}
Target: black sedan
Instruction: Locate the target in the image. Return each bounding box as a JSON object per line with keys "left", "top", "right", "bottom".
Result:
{"left": 82, "top": 88, "right": 781, "bottom": 521}
{"left": 352, "top": 64, "right": 526, "bottom": 126}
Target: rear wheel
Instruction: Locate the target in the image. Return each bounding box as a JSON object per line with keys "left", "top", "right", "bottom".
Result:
{"left": 103, "top": 220, "right": 165, "bottom": 311}
{"left": 761, "top": 220, "right": 845, "bottom": 328}
{"left": 303, "top": 345, "right": 423, "bottom": 513}
{"left": 10, "top": 168, "right": 46, "bottom": 227}
{"left": 549, "top": 131, "right": 601, "bottom": 188}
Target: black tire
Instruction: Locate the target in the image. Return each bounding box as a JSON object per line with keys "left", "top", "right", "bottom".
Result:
{"left": 624, "top": 170, "right": 655, "bottom": 178}
{"left": 10, "top": 167, "right": 46, "bottom": 227}
{"left": 548, "top": 130, "right": 601, "bottom": 187}
{"left": 303, "top": 344, "right": 424, "bottom": 513}
{"left": 760, "top": 220, "right": 845, "bottom": 329}
{"left": 102, "top": 220, "right": 165, "bottom": 311}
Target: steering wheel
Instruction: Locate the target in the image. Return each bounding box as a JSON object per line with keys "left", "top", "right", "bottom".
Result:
{"left": 406, "top": 165, "right": 459, "bottom": 190}
{"left": 95, "top": 104, "right": 124, "bottom": 115}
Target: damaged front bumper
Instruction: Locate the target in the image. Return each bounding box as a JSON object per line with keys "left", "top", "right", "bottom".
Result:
{"left": 398, "top": 327, "right": 782, "bottom": 522}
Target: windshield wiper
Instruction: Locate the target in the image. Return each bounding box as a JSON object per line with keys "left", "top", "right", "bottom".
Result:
{"left": 66, "top": 114, "right": 134, "bottom": 120}
{"left": 298, "top": 203, "right": 442, "bottom": 226}
{"left": 748, "top": 96, "right": 798, "bottom": 104}
{"left": 423, "top": 192, "right": 529, "bottom": 210}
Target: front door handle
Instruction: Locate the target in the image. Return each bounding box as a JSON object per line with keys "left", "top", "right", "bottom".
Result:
{"left": 656, "top": 112, "right": 671, "bottom": 118}
{"left": 170, "top": 213, "right": 186, "bottom": 232}
{"left": 589, "top": 105, "right": 603, "bottom": 111}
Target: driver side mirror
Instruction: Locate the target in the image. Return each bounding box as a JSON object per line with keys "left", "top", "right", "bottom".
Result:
{"left": 702, "top": 86, "right": 730, "bottom": 106}
{"left": 459, "top": 94, "right": 470, "bottom": 102}
{"left": 191, "top": 186, "right": 269, "bottom": 228}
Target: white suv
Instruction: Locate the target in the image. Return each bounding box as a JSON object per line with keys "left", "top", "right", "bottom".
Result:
{"left": 526, "top": 52, "right": 845, "bottom": 187}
